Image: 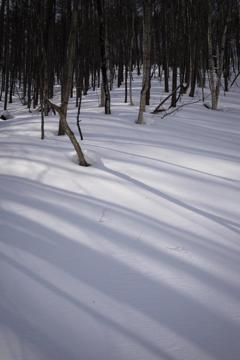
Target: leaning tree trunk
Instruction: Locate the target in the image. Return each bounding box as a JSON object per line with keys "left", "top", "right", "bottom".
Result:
{"left": 48, "top": 1, "right": 89, "bottom": 167}
{"left": 136, "top": 0, "right": 152, "bottom": 124}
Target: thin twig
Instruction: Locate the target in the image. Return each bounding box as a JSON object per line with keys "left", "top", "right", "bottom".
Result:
{"left": 161, "top": 99, "right": 201, "bottom": 119}
{"left": 230, "top": 71, "right": 240, "bottom": 87}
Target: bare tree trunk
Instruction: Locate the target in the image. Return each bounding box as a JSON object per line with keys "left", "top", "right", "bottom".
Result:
{"left": 124, "top": 64, "right": 128, "bottom": 103}
{"left": 48, "top": 1, "right": 89, "bottom": 167}
{"left": 40, "top": 79, "right": 45, "bottom": 140}
{"left": 96, "top": 0, "right": 111, "bottom": 114}
{"left": 129, "top": 13, "right": 135, "bottom": 106}
{"left": 129, "top": 72, "right": 134, "bottom": 106}
{"left": 208, "top": 14, "right": 218, "bottom": 110}
{"left": 100, "top": 82, "right": 105, "bottom": 107}
{"left": 208, "top": 9, "right": 230, "bottom": 110}
{"left": 136, "top": 0, "right": 152, "bottom": 124}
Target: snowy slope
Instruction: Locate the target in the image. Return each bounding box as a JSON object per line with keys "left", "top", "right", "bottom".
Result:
{"left": 0, "top": 76, "right": 240, "bottom": 360}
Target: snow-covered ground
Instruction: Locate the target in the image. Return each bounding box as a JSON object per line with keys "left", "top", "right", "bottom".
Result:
{"left": 0, "top": 75, "right": 240, "bottom": 360}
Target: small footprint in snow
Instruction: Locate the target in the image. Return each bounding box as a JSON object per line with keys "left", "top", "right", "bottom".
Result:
{"left": 167, "top": 246, "right": 188, "bottom": 254}
{"left": 98, "top": 208, "right": 108, "bottom": 223}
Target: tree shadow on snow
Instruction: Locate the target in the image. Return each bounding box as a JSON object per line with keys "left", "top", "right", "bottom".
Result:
{"left": 0, "top": 175, "right": 240, "bottom": 360}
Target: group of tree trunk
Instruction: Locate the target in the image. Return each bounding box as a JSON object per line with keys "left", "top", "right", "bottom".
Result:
{"left": 0, "top": 0, "right": 239, "bottom": 164}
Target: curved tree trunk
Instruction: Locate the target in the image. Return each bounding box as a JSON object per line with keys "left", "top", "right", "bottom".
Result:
{"left": 48, "top": 0, "right": 89, "bottom": 167}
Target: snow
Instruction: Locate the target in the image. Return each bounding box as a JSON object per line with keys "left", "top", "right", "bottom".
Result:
{"left": 0, "top": 76, "right": 240, "bottom": 360}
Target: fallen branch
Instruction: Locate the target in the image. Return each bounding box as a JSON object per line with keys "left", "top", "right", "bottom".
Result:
{"left": 161, "top": 99, "right": 201, "bottom": 119}
{"left": 203, "top": 103, "right": 211, "bottom": 109}
{"left": 151, "top": 84, "right": 182, "bottom": 114}
{"left": 230, "top": 71, "right": 240, "bottom": 88}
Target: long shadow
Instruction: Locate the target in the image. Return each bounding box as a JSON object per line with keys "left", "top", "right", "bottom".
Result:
{"left": 100, "top": 162, "right": 240, "bottom": 235}
{"left": 1, "top": 174, "right": 240, "bottom": 263}
{"left": 1, "top": 176, "right": 240, "bottom": 359}
{"left": 87, "top": 143, "right": 239, "bottom": 184}
{"left": 1, "top": 173, "right": 240, "bottom": 270}
{"left": 2, "top": 182, "right": 240, "bottom": 299}
{"left": 0, "top": 252, "right": 175, "bottom": 360}
{"left": 1, "top": 217, "right": 240, "bottom": 360}
{"left": 2, "top": 203, "right": 240, "bottom": 304}
{"left": 2, "top": 173, "right": 240, "bottom": 260}
{"left": 1, "top": 176, "right": 239, "bottom": 360}
{"left": 83, "top": 127, "right": 240, "bottom": 163}
{"left": 0, "top": 298, "right": 72, "bottom": 360}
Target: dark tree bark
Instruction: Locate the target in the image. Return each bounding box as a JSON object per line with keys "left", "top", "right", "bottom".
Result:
{"left": 137, "top": 0, "right": 152, "bottom": 124}
{"left": 48, "top": 0, "right": 89, "bottom": 166}
{"left": 96, "top": 0, "right": 111, "bottom": 114}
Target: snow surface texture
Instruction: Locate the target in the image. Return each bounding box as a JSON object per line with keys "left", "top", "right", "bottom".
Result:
{"left": 0, "top": 76, "right": 240, "bottom": 360}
